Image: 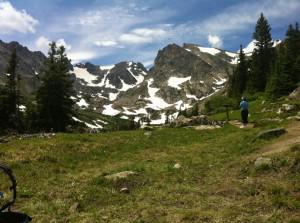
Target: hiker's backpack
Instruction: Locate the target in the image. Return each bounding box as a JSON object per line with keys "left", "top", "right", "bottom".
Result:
{"left": 0, "top": 163, "right": 32, "bottom": 223}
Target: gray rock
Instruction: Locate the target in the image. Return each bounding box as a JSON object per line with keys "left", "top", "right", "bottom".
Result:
{"left": 286, "top": 116, "right": 300, "bottom": 121}
{"left": 69, "top": 202, "right": 80, "bottom": 213}
{"left": 175, "top": 116, "right": 192, "bottom": 127}
{"left": 119, "top": 187, "right": 130, "bottom": 193}
{"left": 254, "top": 157, "right": 272, "bottom": 168}
{"left": 256, "top": 128, "right": 286, "bottom": 140}
{"left": 173, "top": 163, "right": 181, "bottom": 169}
{"left": 288, "top": 86, "right": 300, "bottom": 100}
{"left": 282, "top": 104, "right": 296, "bottom": 112}
{"left": 277, "top": 104, "right": 297, "bottom": 114}
{"left": 104, "top": 171, "right": 136, "bottom": 181}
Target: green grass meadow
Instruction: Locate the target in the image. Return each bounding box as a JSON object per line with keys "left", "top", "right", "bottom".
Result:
{"left": 0, "top": 98, "right": 300, "bottom": 222}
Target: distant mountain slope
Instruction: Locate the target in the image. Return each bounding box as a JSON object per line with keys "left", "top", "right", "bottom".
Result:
{"left": 0, "top": 40, "right": 236, "bottom": 124}
{"left": 0, "top": 40, "right": 46, "bottom": 94}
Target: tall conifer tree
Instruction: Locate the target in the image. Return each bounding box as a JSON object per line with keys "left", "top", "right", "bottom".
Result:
{"left": 285, "top": 23, "right": 300, "bottom": 85}
{"left": 248, "top": 13, "right": 274, "bottom": 92}
{"left": 36, "top": 42, "right": 75, "bottom": 132}
{"left": 228, "top": 45, "right": 248, "bottom": 98}
{"left": 0, "top": 49, "right": 21, "bottom": 132}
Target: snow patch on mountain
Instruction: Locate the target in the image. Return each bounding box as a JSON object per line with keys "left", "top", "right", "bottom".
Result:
{"left": 85, "top": 121, "right": 103, "bottom": 129}
{"left": 213, "top": 77, "right": 227, "bottom": 85}
{"left": 76, "top": 98, "right": 89, "bottom": 108}
{"left": 186, "top": 94, "right": 199, "bottom": 100}
{"left": 168, "top": 76, "right": 191, "bottom": 89}
{"left": 146, "top": 79, "right": 172, "bottom": 110}
{"left": 198, "top": 46, "right": 220, "bottom": 55}
{"left": 100, "top": 65, "right": 115, "bottom": 70}
{"left": 175, "top": 100, "right": 192, "bottom": 110}
{"left": 102, "top": 104, "right": 120, "bottom": 116}
{"left": 151, "top": 113, "right": 167, "bottom": 125}
{"left": 73, "top": 67, "right": 98, "bottom": 86}
{"left": 243, "top": 40, "right": 256, "bottom": 54}
{"left": 242, "top": 39, "right": 281, "bottom": 55}
{"left": 109, "top": 92, "right": 119, "bottom": 101}
{"left": 225, "top": 51, "right": 237, "bottom": 58}
{"left": 72, "top": 117, "right": 103, "bottom": 129}
{"left": 123, "top": 107, "right": 148, "bottom": 116}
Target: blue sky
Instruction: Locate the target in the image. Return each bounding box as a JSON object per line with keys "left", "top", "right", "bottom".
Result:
{"left": 0, "top": 0, "right": 299, "bottom": 66}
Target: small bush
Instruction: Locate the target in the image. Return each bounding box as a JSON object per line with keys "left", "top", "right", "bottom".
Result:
{"left": 204, "top": 96, "right": 238, "bottom": 114}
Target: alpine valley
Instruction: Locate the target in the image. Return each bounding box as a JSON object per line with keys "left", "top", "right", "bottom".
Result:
{"left": 0, "top": 39, "right": 272, "bottom": 127}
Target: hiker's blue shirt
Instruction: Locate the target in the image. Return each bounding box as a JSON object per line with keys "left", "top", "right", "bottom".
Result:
{"left": 240, "top": 100, "right": 248, "bottom": 110}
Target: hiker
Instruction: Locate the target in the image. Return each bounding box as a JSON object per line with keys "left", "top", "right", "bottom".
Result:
{"left": 240, "top": 97, "right": 249, "bottom": 127}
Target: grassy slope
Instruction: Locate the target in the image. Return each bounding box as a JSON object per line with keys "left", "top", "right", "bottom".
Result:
{"left": 0, "top": 99, "right": 300, "bottom": 222}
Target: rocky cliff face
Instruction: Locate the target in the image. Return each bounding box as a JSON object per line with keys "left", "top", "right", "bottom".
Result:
{"left": 0, "top": 40, "right": 237, "bottom": 124}
{"left": 0, "top": 40, "right": 46, "bottom": 94}
{"left": 110, "top": 43, "right": 235, "bottom": 123}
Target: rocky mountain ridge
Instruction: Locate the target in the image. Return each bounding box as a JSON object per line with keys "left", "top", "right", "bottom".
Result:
{"left": 0, "top": 40, "right": 238, "bottom": 125}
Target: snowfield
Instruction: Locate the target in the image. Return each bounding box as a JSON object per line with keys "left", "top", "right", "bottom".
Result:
{"left": 72, "top": 117, "right": 103, "bottom": 129}
{"left": 213, "top": 77, "right": 227, "bottom": 85}
{"left": 76, "top": 98, "right": 89, "bottom": 108}
{"left": 168, "top": 76, "right": 191, "bottom": 90}
{"left": 146, "top": 79, "right": 172, "bottom": 110}
{"left": 198, "top": 46, "right": 220, "bottom": 55}
{"left": 102, "top": 104, "right": 120, "bottom": 116}
{"left": 73, "top": 67, "right": 98, "bottom": 86}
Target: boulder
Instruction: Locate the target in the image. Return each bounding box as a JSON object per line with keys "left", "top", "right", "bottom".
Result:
{"left": 288, "top": 86, "right": 300, "bottom": 100}
{"left": 254, "top": 157, "right": 272, "bottom": 169}
{"left": 277, "top": 104, "right": 297, "bottom": 114}
{"left": 173, "top": 163, "right": 181, "bottom": 169}
{"left": 286, "top": 116, "right": 300, "bottom": 121}
{"left": 104, "top": 171, "right": 136, "bottom": 181}
{"left": 255, "top": 128, "right": 286, "bottom": 140}
{"left": 190, "top": 115, "right": 209, "bottom": 125}
{"left": 175, "top": 115, "right": 212, "bottom": 127}
{"left": 175, "top": 116, "right": 192, "bottom": 127}
{"left": 120, "top": 187, "right": 130, "bottom": 193}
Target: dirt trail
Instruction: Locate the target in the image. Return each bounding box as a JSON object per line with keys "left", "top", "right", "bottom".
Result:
{"left": 256, "top": 121, "right": 300, "bottom": 156}
{"left": 229, "top": 120, "right": 255, "bottom": 128}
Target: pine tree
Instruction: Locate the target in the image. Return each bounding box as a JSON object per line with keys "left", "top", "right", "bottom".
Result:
{"left": 266, "top": 39, "right": 297, "bottom": 100}
{"left": 248, "top": 13, "right": 274, "bottom": 92}
{"left": 228, "top": 45, "right": 248, "bottom": 98}
{"left": 0, "top": 86, "right": 10, "bottom": 132}
{"left": 0, "top": 49, "right": 22, "bottom": 132}
{"left": 36, "top": 42, "right": 75, "bottom": 132}
{"left": 285, "top": 22, "right": 300, "bottom": 85}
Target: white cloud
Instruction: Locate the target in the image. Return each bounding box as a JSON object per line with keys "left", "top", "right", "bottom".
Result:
{"left": 199, "top": 0, "right": 300, "bottom": 35}
{"left": 32, "top": 4, "right": 176, "bottom": 64}
{"left": 35, "top": 36, "right": 71, "bottom": 53}
{"left": 35, "top": 36, "right": 50, "bottom": 53}
{"left": 0, "top": 1, "right": 38, "bottom": 34}
{"left": 56, "top": 39, "right": 72, "bottom": 51}
{"left": 67, "top": 51, "right": 96, "bottom": 64}
{"left": 119, "top": 28, "right": 168, "bottom": 44}
{"left": 207, "top": 34, "right": 223, "bottom": 48}
{"left": 95, "top": 40, "right": 118, "bottom": 47}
